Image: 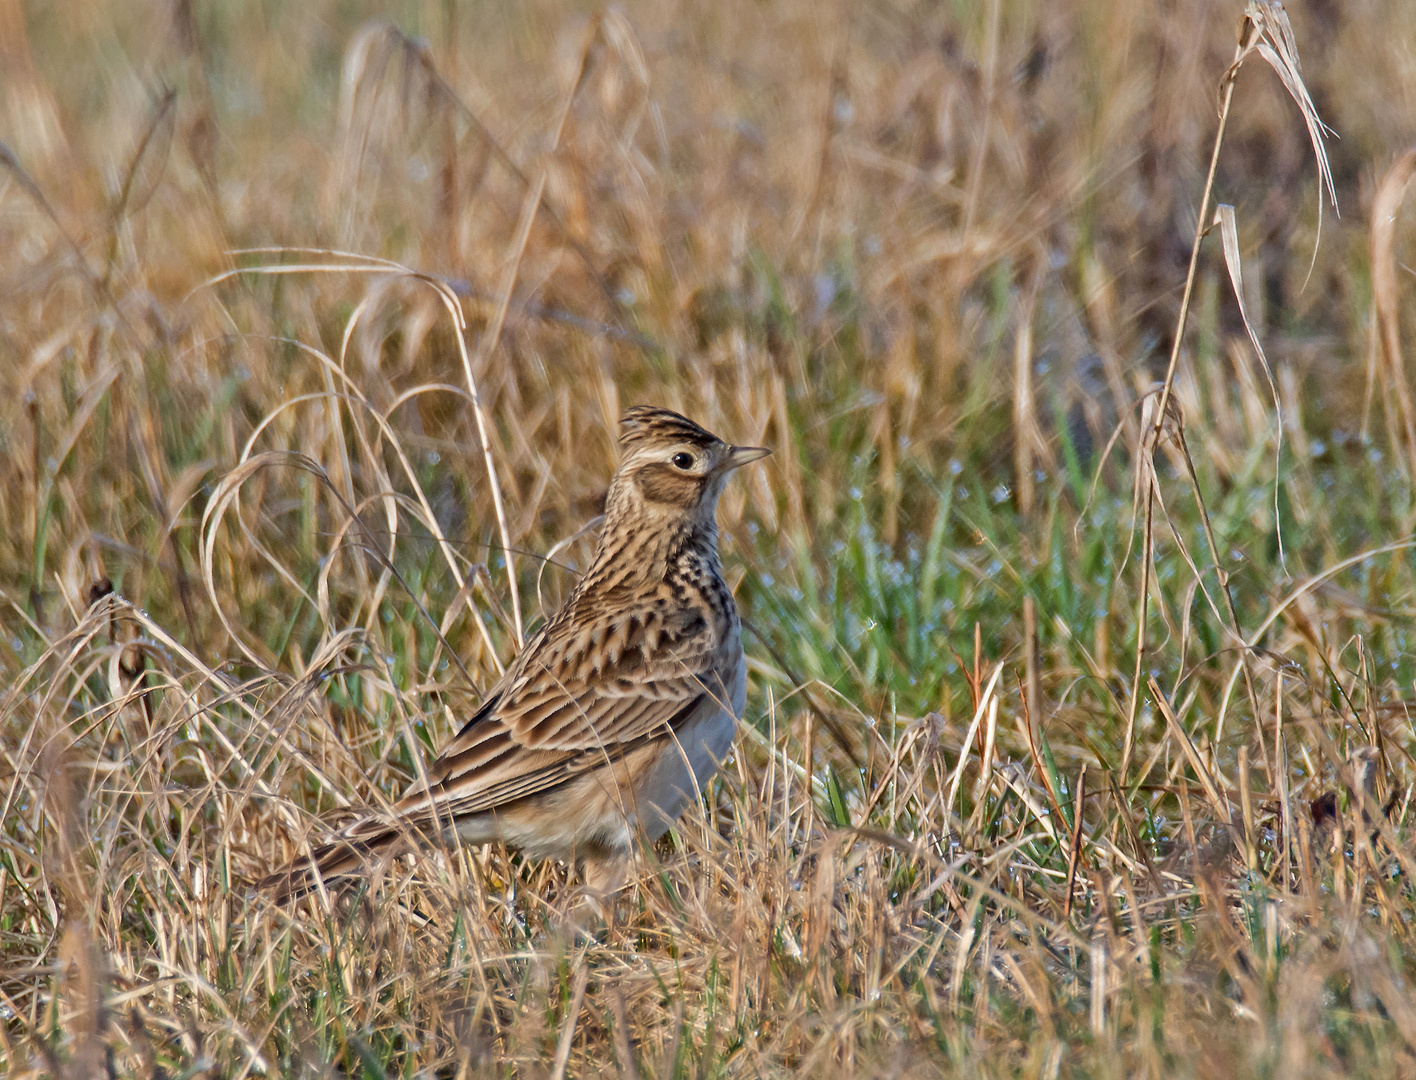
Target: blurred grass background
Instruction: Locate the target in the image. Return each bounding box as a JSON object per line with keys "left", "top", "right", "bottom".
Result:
{"left": 4, "top": 0, "right": 1416, "bottom": 1075}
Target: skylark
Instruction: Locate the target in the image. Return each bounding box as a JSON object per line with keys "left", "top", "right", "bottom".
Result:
{"left": 264, "top": 406, "right": 769, "bottom": 898}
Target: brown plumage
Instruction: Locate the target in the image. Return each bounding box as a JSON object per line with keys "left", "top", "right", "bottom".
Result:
{"left": 261, "top": 406, "right": 769, "bottom": 899}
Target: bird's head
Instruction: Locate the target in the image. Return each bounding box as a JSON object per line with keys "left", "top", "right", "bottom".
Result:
{"left": 610, "top": 406, "right": 769, "bottom": 525}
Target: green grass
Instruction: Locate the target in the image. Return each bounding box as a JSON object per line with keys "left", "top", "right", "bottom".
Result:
{"left": 5, "top": 0, "right": 1416, "bottom": 1076}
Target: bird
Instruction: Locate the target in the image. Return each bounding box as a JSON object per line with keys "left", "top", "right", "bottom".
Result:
{"left": 262, "top": 406, "right": 769, "bottom": 900}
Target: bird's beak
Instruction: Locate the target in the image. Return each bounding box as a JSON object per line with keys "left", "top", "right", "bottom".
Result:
{"left": 724, "top": 444, "right": 771, "bottom": 471}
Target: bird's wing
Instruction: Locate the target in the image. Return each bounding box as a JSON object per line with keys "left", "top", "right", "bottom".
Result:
{"left": 392, "top": 602, "right": 731, "bottom": 820}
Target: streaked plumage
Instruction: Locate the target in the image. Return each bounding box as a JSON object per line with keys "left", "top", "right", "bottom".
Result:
{"left": 263, "top": 406, "right": 768, "bottom": 898}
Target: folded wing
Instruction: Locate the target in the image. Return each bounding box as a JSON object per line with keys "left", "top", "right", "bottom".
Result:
{"left": 397, "top": 602, "right": 727, "bottom": 822}
{"left": 261, "top": 598, "right": 728, "bottom": 897}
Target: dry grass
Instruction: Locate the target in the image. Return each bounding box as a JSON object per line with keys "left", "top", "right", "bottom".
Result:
{"left": 5, "top": 0, "right": 1416, "bottom": 1075}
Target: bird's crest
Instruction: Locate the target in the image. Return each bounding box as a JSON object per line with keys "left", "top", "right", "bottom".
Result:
{"left": 619, "top": 406, "right": 723, "bottom": 451}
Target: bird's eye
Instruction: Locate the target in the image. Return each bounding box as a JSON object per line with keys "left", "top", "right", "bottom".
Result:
{"left": 671, "top": 452, "right": 695, "bottom": 471}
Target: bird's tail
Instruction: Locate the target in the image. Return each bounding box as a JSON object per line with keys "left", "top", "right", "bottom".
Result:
{"left": 257, "top": 821, "right": 404, "bottom": 900}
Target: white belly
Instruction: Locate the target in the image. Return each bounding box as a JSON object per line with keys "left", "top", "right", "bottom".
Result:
{"left": 634, "top": 691, "right": 740, "bottom": 841}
